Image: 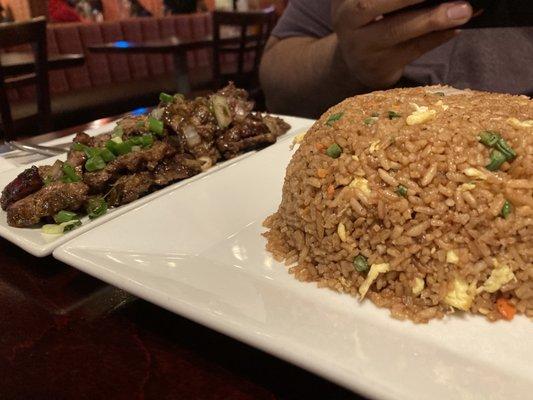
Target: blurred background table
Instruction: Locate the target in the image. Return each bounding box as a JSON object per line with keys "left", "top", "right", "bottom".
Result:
{"left": 0, "top": 118, "right": 366, "bottom": 400}
{"left": 0, "top": 52, "right": 85, "bottom": 76}
{"left": 89, "top": 36, "right": 217, "bottom": 95}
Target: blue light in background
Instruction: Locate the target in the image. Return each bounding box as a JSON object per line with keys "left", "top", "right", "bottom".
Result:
{"left": 130, "top": 107, "right": 149, "bottom": 116}
{"left": 114, "top": 40, "right": 131, "bottom": 48}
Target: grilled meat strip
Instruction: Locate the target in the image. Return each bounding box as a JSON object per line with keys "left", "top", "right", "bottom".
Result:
{"left": 153, "top": 154, "right": 202, "bottom": 186}
{"left": 83, "top": 141, "right": 176, "bottom": 193}
{"left": 216, "top": 117, "right": 276, "bottom": 159}
{"left": 107, "top": 172, "right": 154, "bottom": 207}
{"left": 7, "top": 182, "right": 88, "bottom": 227}
{"left": 1, "top": 166, "right": 43, "bottom": 211}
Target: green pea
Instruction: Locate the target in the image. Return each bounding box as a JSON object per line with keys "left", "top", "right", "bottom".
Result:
{"left": 501, "top": 200, "right": 512, "bottom": 219}
{"left": 326, "top": 143, "right": 342, "bottom": 158}
{"left": 396, "top": 185, "right": 408, "bottom": 197}
{"left": 353, "top": 255, "right": 369, "bottom": 273}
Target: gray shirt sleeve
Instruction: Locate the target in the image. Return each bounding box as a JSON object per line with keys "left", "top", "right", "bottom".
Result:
{"left": 271, "top": 0, "right": 333, "bottom": 38}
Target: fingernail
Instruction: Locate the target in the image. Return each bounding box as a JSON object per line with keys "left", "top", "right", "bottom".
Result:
{"left": 447, "top": 3, "right": 471, "bottom": 21}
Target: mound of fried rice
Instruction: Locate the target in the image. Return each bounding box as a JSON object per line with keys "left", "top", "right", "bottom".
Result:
{"left": 263, "top": 86, "right": 532, "bottom": 323}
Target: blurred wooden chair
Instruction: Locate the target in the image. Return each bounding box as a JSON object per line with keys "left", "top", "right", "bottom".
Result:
{"left": 212, "top": 6, "right": 276, "bottom": 106}
{"left": 0, "top": 16, "right": 51, "bottom": 141}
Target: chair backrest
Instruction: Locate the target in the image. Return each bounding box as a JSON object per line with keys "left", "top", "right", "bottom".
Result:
{"left": 0, "top": 16, "right": 50, "bottom": 141}
{"left": 212, "top": 6, "right": 276, "bottom": 87}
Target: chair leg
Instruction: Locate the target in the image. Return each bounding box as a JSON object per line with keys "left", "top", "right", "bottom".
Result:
{"left": 0, "top": 84, "right": 14, "bottom": 142}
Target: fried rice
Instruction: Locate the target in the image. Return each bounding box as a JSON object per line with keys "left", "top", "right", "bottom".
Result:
{"left": 263, "top": 86, "right": 533, "bottom": 323}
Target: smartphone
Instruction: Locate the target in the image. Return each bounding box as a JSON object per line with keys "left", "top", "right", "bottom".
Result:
{"left": 401, "top": 0, "right": 533, "bottom": 28}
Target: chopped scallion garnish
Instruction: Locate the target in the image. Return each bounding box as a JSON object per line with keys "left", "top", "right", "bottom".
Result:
{"left": 479, "top": 131, "right": 500, "bottom": 147}
{"left": 396, "top": 185, "right": 408, "bottom": 197}
{"left": 353, "top": 255, "right": 369, "bottom": 273}
{"left": 86, "top": 197, "right": 108, "bottom": 219}
{"left": 364, "top": 117, "right": 377, "bottom": 126}
{"left": 159, "top": 92, "right": 174, "bottom": 103}
{"left": 41, "top": 219, "right": 81, "bottom": 235}
{"left": 388, "top": 111, "right": 401, "bottom": 120}
{"left": 53, "top": 210, "right": 77, "bottom": 224}
{"left": 495, "top": 137, "right": 516, "bottom": 161}
{"left": 61, "top": 163, "right": 81, "bottom": 183}
{"left": 485, "top": 149, "right": 507, "bottom": 171}
{"left": 501, "top": 200, "right": 512, "bottom": 219}
{"left": 148, "top": 117, "right": 164, "bottom": 136}
{"left": 326, "top": 112, "right": 344, "bottom": 126}
{"left": 85, "top": 155, "right": 106, "bottom": 172}
{"left": 326, "top": 143, "right": 342, "bottom": 158}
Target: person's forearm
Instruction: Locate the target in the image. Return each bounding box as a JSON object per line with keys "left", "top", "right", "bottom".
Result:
{"left": 259, "top": 35, "right": 368, "bottom": 118}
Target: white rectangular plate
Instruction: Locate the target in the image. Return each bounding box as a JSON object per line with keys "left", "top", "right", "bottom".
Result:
{"left": 54, "top": 131, "right": 532, "bottom": 400}
{"left": 0, "top": 115, "right": 313, "bottom": 257}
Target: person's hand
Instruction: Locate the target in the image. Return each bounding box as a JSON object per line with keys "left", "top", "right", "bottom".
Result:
{"left": 332, "top": 0, "right": 473, "bottom": 89}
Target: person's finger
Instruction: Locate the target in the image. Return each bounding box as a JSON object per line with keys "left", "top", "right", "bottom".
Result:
{"left": 389, "top": 28, "right": 460, "bottom": 67}
{"left": 362, "top": 1, "right": 471, "bottom": 48}
{"left": 332, "top": 0, "right": 424, "bottom": 29}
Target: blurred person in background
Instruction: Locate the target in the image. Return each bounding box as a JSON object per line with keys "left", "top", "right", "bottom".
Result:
{"left": 129, "top": 0, "right": 152, "bottom": 16}
{"left": 260, "top": 0, "right": 533, "bottom": 117}
{"left": 49, "top": 0, "right": 84, "bottom": 22}
{"left": 164, "top": 0, "right": 198, "bottom": 14}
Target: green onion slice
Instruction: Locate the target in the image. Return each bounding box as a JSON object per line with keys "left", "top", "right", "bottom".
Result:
{"left": 479, "top": 131, "right": 500, "bottom": 147}
{"left": 326, "top": 143, "right": 342, "bottom": 158}
{"left": 148, "top": 116, "right": 164, "bottom": 136}
{"left": 501, "top": 200, "right": 512, "bottom": 219}
{"left": 364, "top": 117, "right": 377, "bottom": 126}
{"left": 86, "top": 197, "right": 108, "bottom": 219}
{"left": 388, "top": 111, "right": 401, "bottom": 120}
{"left": 42, "top": 219, "right": 81, "bottom": 235}
{"left": 85, "top": 155, "right": 106, "bottom": 172}
{"left": 396, "top": 185, "right": 408, "bottom": 197}
{"left": 159, "top": 92, "right": 174, "bottom": 103}
{"left": 353, "top": 255, "right": 369, "bottom": 273}
{"left": 99, "top": 148, "right": 116, "bottom": 162}
{"left": 61, "top": 163, "right": 81, "bottom": 183}
{"left": 112, "top": 125, "right": 124, "bottom": 138}
{"left": 326, "top": 112, "right": 344, "bottom": 126}
{"left": 495, "top": 138, "right": 516, "bottom": 161}
{"left": 53, "top": 210, "right": 77, "bottom": 224}
{"left": 485, "top": 149, "right": 507, "bottom": 171}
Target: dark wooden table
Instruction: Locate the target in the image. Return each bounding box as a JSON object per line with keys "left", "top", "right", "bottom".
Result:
{"left": 0, "top": 117, "right": 365, "bottom": 400}
{"left": 0, "top": 52, "right": 85, "bottom": 76}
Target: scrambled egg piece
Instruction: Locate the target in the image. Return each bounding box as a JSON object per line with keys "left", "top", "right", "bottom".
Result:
{"left": 444, "top": 278, "right": 477, "bottom": 311}
{"left": 359, "top": 263, "right": 390, "bottom": 299}
{"left": 406, "top": 103, "right": 437, "bottom": 126}
{"left": 507, "top": 117, "right": 533, "bottom": 129}
{"left": 479, "top": 260, "right": 515, "bottom": 293}
{"left": 458, "top": 183, "right": 476, "bottom": 191}
{"left": 463, "top": 167, "right": 487, "bottom": 180}
{"left": 368, "top": 140, "right": 381, "bottom": 153}
{"left": 292, "top": 132, "right": 307, "bottom": 146}
{"left": 412, "top": 277, "right": 425, "bottom": 295}
{"left": 435, "top": 100, "right": 449, "bottom": 111}
{"left": 337, "top": 222, "right": 347, "bottom": 242}
{"left": 349, "top": 177, "right": 371, "bottom": 196}
{"left": 446, "top": 250, "right": 459, "bottom": 265}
